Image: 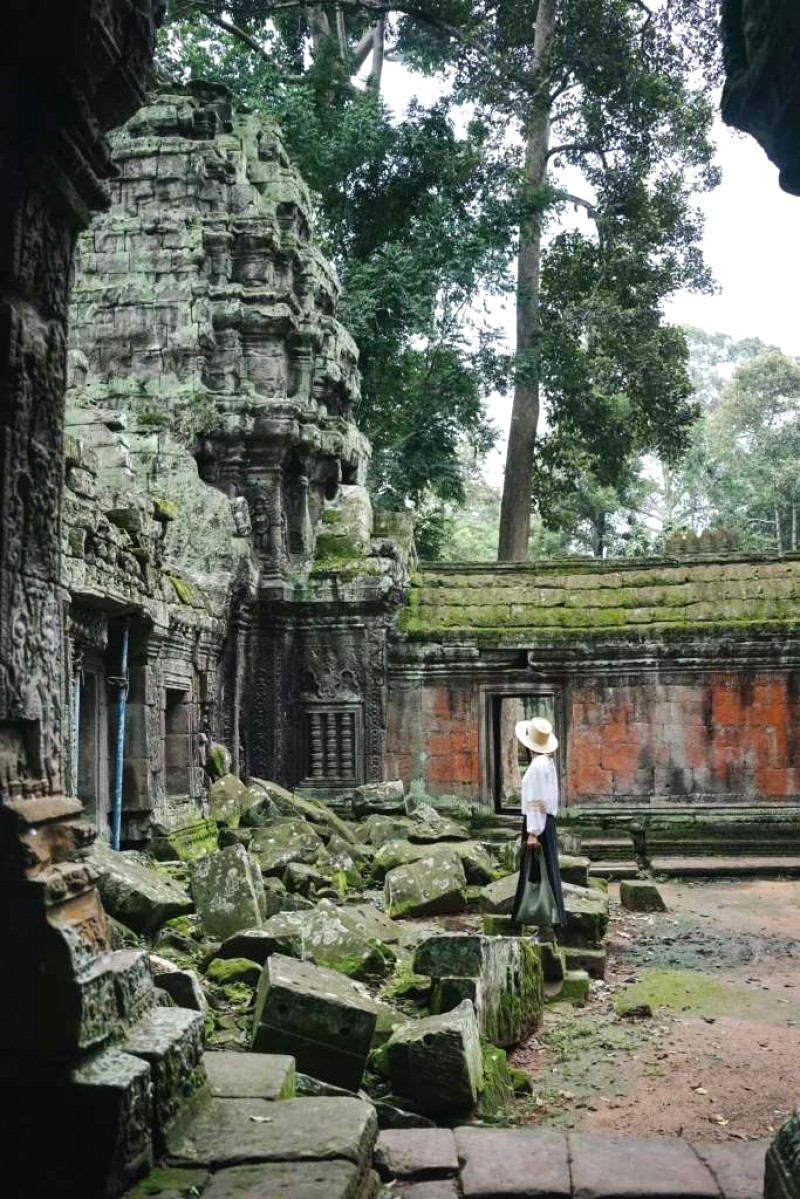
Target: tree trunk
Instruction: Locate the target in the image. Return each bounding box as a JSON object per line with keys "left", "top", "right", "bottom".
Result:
{"left": 775, "top": 502, "right": 784, "bottom": 554}
{"left": 370, "top": 17, "right": 385, "bottom": 89}
{"left": 593, "top": 512, "right": 605, "bottom": 558}
{"left": 497, "top": 0, "right": 556, "bottom": 562}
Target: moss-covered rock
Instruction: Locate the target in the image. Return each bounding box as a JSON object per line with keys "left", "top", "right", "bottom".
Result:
{"left": 385, "top": 1000, "right": 484, "bottom": 1118}
{"left": 208, "top": 774, "right": 248, "bottom": 828}
{"left": 249, "top": 819, "right": 325, "bottom": 876}
{"left": 620, "top": 879, "right": 667, "bottom": 912}
{"left": 89, "top": 841, "right": 193, "bottom": 936}
{"left": 384, "top": 851, "right": 468, "bottom": 919}
{"left": 190, "top": 844, "right": 265, "bottom": 940}
{"left": 205, "top": 957, "right": 262, "bottom": 987}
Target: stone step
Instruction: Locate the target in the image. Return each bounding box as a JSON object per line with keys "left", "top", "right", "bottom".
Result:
{"left": 204, "top": 1050, "right": 295, "bottom": 1100}
{"left": 166, "top": 1094, "right": 378, "bottom": 1174}
{"left": 588, "top": 860, "right": 640, "bottom": 880}
{"left": 581, "top": 837, "right": 635, "bottom": 862}
{"left": 123, "top": 1006, "right": 205, "bottom": 1150}
{"left": 564, "top": 945, "right": 607, "bottom": 980}
{"left": 651, "top": 854, "right": 800, "bottom": 878}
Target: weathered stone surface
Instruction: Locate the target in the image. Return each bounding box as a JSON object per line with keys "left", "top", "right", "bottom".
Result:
{"left": 558, "top": 969, "right": 590, "bottom": 1007}
{"left": 149, "top": 957, "right": 208, "bottom": 1015}
{"left": 558, "top": 854, "right": 591, "bottom": 888}
{"left": 765, "top": 1111, "right": 800, "bottom": 1199}
{"left": 386, "top": 1001, "right": 483, "bottom": 1117}
{"left": 620, "top": 879, "right": 668, "bottom": 912}
{"left": 694, "top": 1140, "right": 769, "bottom": 1199}
{"left": 202, "top": 1160, "right": 369, "bottom": 1199}
{"left": 374, "top": 1129, "right": 458, "bottom": 1181}
{"left": 571, "top": 1132, "right": 720, "bottom": 1198}
{"left": 385, "top": 852, "right": 468, "bottom": 919}
{"left": 414, "top": 934, "right": 543, "bottom": 1047}
{"left": 391, "top": 1183, "right": 461, "bottom": 1199}
{"left": 372, "top": 1101, "right": 436, "bottom": 1131}
{"left": 167, "top": 1095, "right": 378, "bottom": 1169}
{"left": 405, "top": 803, "right": 471, "bottom": 844}
{"left": 354, "top": 780, "right": 408, "bottom": 815}
{"left": 123, "top": 1007, "right": 206, "bottom": 1145}
{"left": 456, "top": 1126, "right": 571, "bottom": 1198}
{"left": 208, "top": 775, "right": 249, "bottom": 828}
{"left": 252, "top": 955, "right": 378, "bottom": 1090}
{"left": 91, "top": 842, "right": 193, "bottom": 935}
{"left": 204, "top": 1050, "right": 295, "bottom": 1100}
{"left": 126, "top": 1167, "right": 211, "bottom": 1199}
{"left": 374, "top": 840, "right": 494, "bottom": 885}
{"left": 250, "top": 820, "right": 325, "bottom": 876}
{"left": 217, "top": 901, "right": 395, "bottom": 979}
{"left": 561, "top": 883, "right": 610, "bottom": 946}
{"left": 565, "top": 945, "right": 606, "bottom": 980}
{"left": 283, "top": 861, "right": 337, "bottom": 896}
{"left": 190, "top": 845, "right": 264, "bottom": 940}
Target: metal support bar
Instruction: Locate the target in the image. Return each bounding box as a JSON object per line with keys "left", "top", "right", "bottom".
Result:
{"left": 109, "top": 626, "right": 129, "bottom": 850}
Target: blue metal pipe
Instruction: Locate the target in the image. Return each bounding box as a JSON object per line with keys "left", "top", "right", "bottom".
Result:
{"left": 111, "top": 625, "right": 129, "bottom": 850}
{"left": 71, "top": 663, "right": 82, "bottom": 798}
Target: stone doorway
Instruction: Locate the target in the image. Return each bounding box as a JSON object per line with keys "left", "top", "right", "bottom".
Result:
{"left": 75, "top": 652, "right": 112, "bottom": 841}
{"left": 487, "top": 689, "right": 562, "bottom": 812}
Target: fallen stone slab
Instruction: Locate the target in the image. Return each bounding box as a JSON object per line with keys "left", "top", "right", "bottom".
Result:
{"left": 405, "top": 802, "right": 471, "bottom": 844}
{"left": 252, "top": 955, "right": 378, "bottom": 1090}
{"left": 374, "top": 1128, "right": 458, "bottom": 1181}
{"left": 217, "top": 901, "right": 395, "bottom": 979}
{"left": 167, "top": 1095, "right": 378, "bottom": 1170}
{"left": 90, "top": 841, "right": 193, "bottom": 935}
{"left": 414, "top": 933, "right": 543, "bottom": 1047}
{"left": 203, "top": 1050, "right": 295, "bottom": 1100}
{"left": 249, "top": 819, "right": 325, "bottom": 876}
{"left": 208, "top": 774, "right": 249, "bottom": 828}
{"left": 561, "top": 882, "right": 610, "bottom": 946}
{"left": 190, "top": 844, "right": 265, "bottom": 940}
{"left": 384, "top": 852, "right": 468, "bottom": 919}
{"left": 692, "top": 1139, "right": 769, "bottom": 1199}
{"left": 386, "top": 1000, "right": 483, "bottom": 1118}
{"left": 149, "top": 954, "right": 207, "bottom": 1015}
{"left": 354, "top": 779, "right": 408, "bottom": 816}
{"left": 372, "top": 1100, "right": 436, "bottom": 1131}
{"left": 374, "top": 840, "right": 494, "bottom": 885}
{"left": 568, "top": 1132, "right": 720, "bottom": 1198}
{"left": 620, "top": 879, "right": 668, "bottom": 912}
{"left": 201, "top": 1160, "right": 372, "bottom": 1199}
{"left": 456, "top": 1126, "right": 571, "bottom": 1198}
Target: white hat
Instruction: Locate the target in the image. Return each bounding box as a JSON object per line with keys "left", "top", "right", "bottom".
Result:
{"left": 515, "top": 716, "right": 558, "bottom": 755}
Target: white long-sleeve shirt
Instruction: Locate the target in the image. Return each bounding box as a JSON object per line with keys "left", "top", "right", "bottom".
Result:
{"left": 521, "top": 754, "right": 559, "bottom": 835}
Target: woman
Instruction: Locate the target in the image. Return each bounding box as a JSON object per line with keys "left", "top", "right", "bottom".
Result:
{"left": 511, "top": 716, "right": 567, "bottom": 932}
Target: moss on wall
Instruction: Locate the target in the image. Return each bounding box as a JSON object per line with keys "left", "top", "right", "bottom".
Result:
{"left": 397, "top": 555, "right": 800, "bottom": 644}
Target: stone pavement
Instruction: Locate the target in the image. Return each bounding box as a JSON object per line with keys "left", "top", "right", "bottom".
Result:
{"left": 125, "top": 1052, "right": 769, "bottom": 1199}
{"left": 376, "top": 1127, "right": 769, "bottom": 1199}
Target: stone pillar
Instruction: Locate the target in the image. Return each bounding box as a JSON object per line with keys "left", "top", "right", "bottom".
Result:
{"left": 0, "top": 3, "right": 161, "bottom": 1193}
{"left": 765, "top": 1110, "right": 800, "bottom": 1198}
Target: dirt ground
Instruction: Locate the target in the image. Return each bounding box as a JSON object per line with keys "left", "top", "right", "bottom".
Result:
{"left": 509, "top": 878, "right": 800, "bottom": 1142}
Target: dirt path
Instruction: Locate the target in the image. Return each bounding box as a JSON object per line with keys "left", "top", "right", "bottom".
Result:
{"left": 509, "top": 878, "right": 800, "bottom": 1142}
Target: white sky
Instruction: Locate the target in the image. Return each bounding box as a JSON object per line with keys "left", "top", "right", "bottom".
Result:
{"left": 378, "top": 65, "right": 800, "bottom": 487}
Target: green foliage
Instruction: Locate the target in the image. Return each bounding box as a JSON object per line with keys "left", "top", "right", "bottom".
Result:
{"left": 667, "top": 343, "right": 800, "bottom": 553}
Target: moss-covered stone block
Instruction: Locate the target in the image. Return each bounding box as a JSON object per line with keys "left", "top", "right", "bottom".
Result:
{"left": 385, "top": 1000, "right": 483, "bottom": 1118}
{"left": 384, "top": 852, "right": 468, "bottom": 919}
{"left": 564, "top": 945, "right": 607, "bottom": 980}
{"left": 557, "top": 969, "right": 590, "bottom": 1007}
{"left": 620, "top": 879, "right": 667, "bottom": 912}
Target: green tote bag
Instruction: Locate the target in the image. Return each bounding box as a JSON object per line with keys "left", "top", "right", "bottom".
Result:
{"left": 514, "top": 844, "right": 558, "bottom": 927}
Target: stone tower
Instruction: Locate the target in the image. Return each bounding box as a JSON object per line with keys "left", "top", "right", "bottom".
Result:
{"left": 67, "top": 83, "right": 408, "bottom": 820}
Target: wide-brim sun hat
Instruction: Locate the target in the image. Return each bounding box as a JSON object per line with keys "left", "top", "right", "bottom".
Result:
{"left": 515, "top": 716, "right": 558, "bottom": 755}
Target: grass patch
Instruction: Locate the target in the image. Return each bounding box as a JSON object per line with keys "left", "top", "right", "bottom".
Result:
{"left": 613, "top": 968, "right": 754, "bottom": 1018}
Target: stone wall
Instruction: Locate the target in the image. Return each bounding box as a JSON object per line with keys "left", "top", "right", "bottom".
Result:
{"left": 387, "top": 557, "right": 800, "bottom": 809}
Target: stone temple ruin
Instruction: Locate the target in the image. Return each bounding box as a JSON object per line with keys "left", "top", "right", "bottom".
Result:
{"left": 2, "top": 1, "right": 800, "bottom": 1196}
